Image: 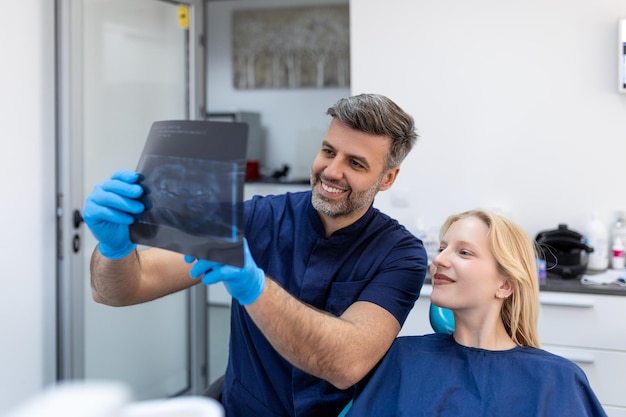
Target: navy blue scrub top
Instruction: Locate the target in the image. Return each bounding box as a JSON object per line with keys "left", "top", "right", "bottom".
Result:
{"left": 221, "top": 191, "right": 427, "bottom": 417}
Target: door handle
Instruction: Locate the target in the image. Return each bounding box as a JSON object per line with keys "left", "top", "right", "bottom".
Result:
{"left": 73, "top": 209, "right": 83, "bottom": 229}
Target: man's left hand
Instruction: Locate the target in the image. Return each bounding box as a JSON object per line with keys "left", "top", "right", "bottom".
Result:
{"left": 184, "top": 239, "right": 265, "bottom": 305}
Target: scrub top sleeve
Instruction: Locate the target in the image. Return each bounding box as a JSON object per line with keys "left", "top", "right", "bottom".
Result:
{"left": 357, "top": 238, "right": 427, "bottom": 326}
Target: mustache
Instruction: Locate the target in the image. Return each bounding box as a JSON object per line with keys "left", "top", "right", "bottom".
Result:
{"left": 315, "top": 174, "right": 350, "bottom": 190}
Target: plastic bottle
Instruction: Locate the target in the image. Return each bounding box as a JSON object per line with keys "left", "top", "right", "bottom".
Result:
{"left": 586, "top": 212, "right": 609, "bottom": 271}
{"left": 611, "top": 210, "right": 626, "bottom": 252}
{"left": 612, "top": 236, "right": 625, "bottom": 270}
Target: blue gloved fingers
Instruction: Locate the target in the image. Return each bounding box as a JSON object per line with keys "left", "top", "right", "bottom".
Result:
{"left": 98, "top": 180, "right": 144, "bottom": 208}
{"left": 82, "top": 183, "right": 144, "bottom": 246}
{"left": 82, "top": 170, "right": 144, "bottom": 260}
{"left": 220, "top": 240, "right": 265, "bottom": 305}
{"left": 242, "top": 239, "right": 257, "bottom": 269}
{"left": 188, "top": 258, "right": 224, "bottom": 279}
{"left": 194, "top": 241, "right": 255, "bottom": 281}
{"left": 185, "top": 240, "right": 265, "bottom": 305}
{"left": 223, "top": 266, "right": 265, "bottom": 305}
{"left": 236, "top": 239, "right": 266, "bottom": 304}
{"left": 200, "top": 265, "right": 236, "bottom": 285}
{"left": 201, "top": 264, "right": 238, "bottom": 285}
{"left": 83, "top": 194, "right": 139, "bottom": 226}
{"left": 85, "top": 172, "right": 144, "bottom": 219}
{"left": 110, "top": 169, "right": 141, "bottom": 184}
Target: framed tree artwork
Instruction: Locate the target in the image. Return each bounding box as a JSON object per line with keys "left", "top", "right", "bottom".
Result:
{"left": 232, "top": 5, "right": 350, "bottom": 90}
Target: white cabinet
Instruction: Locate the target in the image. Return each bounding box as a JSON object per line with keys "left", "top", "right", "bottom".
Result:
{"left": 605, "top": 407, "right": 626, "bottom": 417}
{"left": 538, "top": 292, "right": 626, "bottom": 351}
{"left": 538, "top": 292, "right": 626, "bottom": 415}
{"left": 400, "top": 285, "right": 626, "bottom": 416}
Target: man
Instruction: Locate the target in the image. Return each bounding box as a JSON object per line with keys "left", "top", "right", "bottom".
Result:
{"left": 83, "top": 93, "right": 427, "bottom": 417}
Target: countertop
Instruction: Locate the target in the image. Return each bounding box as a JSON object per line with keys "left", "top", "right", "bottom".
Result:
{"left": 540, "top": 273, "right": 626, "bottom": 296}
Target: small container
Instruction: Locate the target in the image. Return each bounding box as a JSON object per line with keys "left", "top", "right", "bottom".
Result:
{"left": 537, "top": 258, "right": 547, "bottom": 285}
{"left": 611, "top": 210, "right": 626, "bottom": 254}
{"left": 612, "top": 236, "right": 625, "bottom": 270}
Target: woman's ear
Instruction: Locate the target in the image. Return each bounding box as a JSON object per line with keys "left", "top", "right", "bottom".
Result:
{"left": 496, "top": 279, "right": 514, "bottom": 299}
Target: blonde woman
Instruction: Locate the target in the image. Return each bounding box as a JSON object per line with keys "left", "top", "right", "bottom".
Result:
{"left": 345, "top": 209, "right": 607, "bottom": 417}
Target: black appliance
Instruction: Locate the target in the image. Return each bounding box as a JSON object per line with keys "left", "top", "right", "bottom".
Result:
{"left": 535, "top": 224, "right": 593, "bottom": 279}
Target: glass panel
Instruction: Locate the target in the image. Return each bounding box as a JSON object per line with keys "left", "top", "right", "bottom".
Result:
{"left": 81, "top": 0, "right": 189, "bottom": 399}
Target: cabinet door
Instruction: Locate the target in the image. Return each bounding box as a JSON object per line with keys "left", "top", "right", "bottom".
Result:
{"left": 604, "top": 405, "right": 626, "bottom": 417}
{"left": 538, "top": 292, "right": 626, "bottom": 351}
{"left": 543, "top": 345, "right": 626, "bottom": 409}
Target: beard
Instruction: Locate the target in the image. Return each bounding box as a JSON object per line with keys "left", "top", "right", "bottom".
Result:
{"left": 311, "top": 173, "right": 383, "bottom": 218}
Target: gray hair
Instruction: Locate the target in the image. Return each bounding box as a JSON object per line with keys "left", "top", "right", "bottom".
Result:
{"left": 326, "top": 93, "right": 418, "bottom": 170}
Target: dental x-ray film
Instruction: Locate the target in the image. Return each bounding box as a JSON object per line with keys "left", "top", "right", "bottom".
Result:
{"left": 129, "top": 120, "right": 248, "bottom": 267}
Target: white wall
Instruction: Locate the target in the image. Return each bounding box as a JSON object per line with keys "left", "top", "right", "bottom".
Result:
{"left": 206, "top": 0, "right": 350, "bottom": 180}
{"left": 352, "top": 0, "right": 626, "bottom": 240}
{"left": 0, "top": 0, "right": 56, "bottom": 414}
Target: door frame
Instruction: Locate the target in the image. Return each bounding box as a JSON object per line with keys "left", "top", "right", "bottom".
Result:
{"left": 55, "top": 0, "right": 208, "bottom": 395}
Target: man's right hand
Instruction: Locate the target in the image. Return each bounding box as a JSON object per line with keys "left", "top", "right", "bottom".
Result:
{"left": 82, "top": 170, "right": 145, "bottom": 260}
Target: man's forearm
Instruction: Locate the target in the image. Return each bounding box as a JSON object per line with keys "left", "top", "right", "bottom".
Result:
{"left": 245, "top": 278, "right": 400, "bottom": 389}
{"left": 90, "top": 247, "right": 199, "bottom": 307}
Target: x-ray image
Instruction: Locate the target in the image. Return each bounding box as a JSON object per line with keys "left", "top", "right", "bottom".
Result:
{"left": 137, "top": 155, "right": 239, "bottom": 239}
{"left": 129, "top": 120, "right": 248, "bottom": 267}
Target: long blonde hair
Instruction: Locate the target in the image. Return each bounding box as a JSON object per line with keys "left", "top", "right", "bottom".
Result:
{"left": 440, "top": 209, "right": 541, "bottom": 347}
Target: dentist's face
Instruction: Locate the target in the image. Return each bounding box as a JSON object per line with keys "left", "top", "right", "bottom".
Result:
{"left": 310, "top": 119, "right": 397, "bottom": 221}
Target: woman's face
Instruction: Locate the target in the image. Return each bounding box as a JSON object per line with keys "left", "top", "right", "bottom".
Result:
{"left": 429, "top": 215, "right": 509, "bottom": 312}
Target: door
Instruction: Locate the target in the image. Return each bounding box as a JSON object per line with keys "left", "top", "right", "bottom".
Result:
{"left": 56, "top": 0, "right": 207, "bottom": 399}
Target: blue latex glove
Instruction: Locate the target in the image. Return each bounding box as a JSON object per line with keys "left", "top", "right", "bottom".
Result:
{"left": 184, "top": 239, "right": 265, "bottom": 305}
{"left": 82, "top": 170, "right": 145, "bottom": 259}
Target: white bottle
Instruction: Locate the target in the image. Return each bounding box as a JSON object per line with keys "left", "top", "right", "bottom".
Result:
{"left": 611, "top": 210, "right": 626, "bottom": 252}
{"left": 586, "top": 212, "right": 609, "bottom": 271}
{"left": 612, "top": 236, "right": 625, "bottom": 270}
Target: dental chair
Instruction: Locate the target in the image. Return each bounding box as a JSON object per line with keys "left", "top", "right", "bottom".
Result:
{"left": 203, "top": 375, "right": 224, "bottom": 402}
{"left": 428, "top": 303, "right": 455, "bottom": 335}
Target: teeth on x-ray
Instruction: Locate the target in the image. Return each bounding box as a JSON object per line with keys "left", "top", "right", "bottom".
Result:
{"left": 137, "top": 155, "right": 241, "bottom": 239}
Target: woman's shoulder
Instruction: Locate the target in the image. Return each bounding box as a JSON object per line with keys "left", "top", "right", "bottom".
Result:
{"left": 516, "top": 345, "right": 589, "bottom": 376}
